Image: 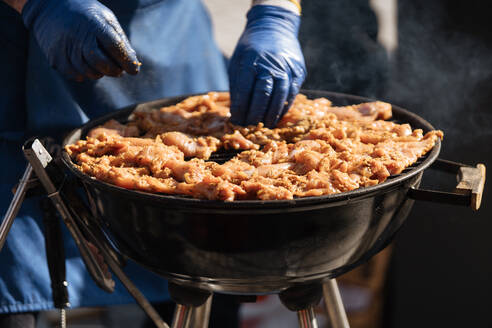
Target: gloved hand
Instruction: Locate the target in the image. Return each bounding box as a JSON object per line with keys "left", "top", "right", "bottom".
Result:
{"left": 22, "top": 0, "right": 140, "bottom": 81}
{"left": 228, "top": 5, "right": 306, "bottom": 128}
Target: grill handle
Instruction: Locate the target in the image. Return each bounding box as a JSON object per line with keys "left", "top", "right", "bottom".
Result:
{"left": 408, "top": 159, "right": 486, "bottom": 210}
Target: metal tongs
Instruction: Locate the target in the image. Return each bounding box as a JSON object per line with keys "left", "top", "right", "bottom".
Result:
{"left": 0, "top": 139, "right": 168, "bottom": 328}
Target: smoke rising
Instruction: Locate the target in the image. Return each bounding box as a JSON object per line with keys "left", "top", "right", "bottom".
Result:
{"left": 298, "top": 0, "right": 389, "bottom": 99}
{"left": 386, "top": 0, "right": 492, "bottom": 143}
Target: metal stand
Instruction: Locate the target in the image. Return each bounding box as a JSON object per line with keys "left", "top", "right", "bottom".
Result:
{"left": 297, "top": 307, "right": 318, "bottom": 328}
{"left": 172, "top": 304, "right": 194, "bottom": 328}
{"left": 191, "top": 294, "right": 212, "bottom": 328}
{"left": 278, "top": 280, "right": 350, "bottom": 328}
{"left": 0, "top": 164, "right": 33, "bottom": 252}
{"left": 169, "top": 283, "right": 212, "bottom": 328}
{"left": 323, "top": 279, "right": 350, "bottom": 328}
{"left": 279, "top": 283, "right": 323, "bottom": 328}
{"left": 171, "top": 294, "right": 212, "bottom": 328}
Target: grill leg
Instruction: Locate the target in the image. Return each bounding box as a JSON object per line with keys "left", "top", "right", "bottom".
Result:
{"left": 323, "top": 279, "right": 350, "bottom": 328}
{"left": 279, "top": 283, "right": 323, "bottom": 328}
{"left": 190, "top": 294, "right": 212, "bottom": 328}
{"left": 171, "top": 304, "right": 194, "bottom": 328}
{"left": 168, "top": 283, "right": 212, "bottom": 328}
{"left": 297, "top": 307, "right": 318, "bottom": 328}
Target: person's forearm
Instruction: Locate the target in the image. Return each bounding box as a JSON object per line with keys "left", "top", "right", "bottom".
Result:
{"left": 3, "top": 0, "right": 27, "bottom": 13}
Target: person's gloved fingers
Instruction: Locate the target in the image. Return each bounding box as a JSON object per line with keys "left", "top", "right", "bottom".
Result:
{"left": 96, "top": 16, "right": 140, "bottom": 75}
{"left": 49, "top": 49, "right": 86, "bottom": 81}
{"left": 229, "top": 65, "right": 256, "bottom": 125}
{"left": 70, "top": 45, "right": 104, "bottom": 80}
{"left": 227, "top": 52, "right": 240, "bottom": 87}
{"left": 264, "top": 77, "right": 290, "bottom": 128}
{"left": 83, "top": 42, "right": 123, "bottom": 77}
{"left": 78, "top": 59, "right": 104, "bottom": 80}
{"left": 245, "top": 73, "right": 274, "bottom": 126}
{"left": 65, "top": 59, "right": 88, "bottom": 82}
{"left": 281, "top": 75, "right": 303, "bottom": 119}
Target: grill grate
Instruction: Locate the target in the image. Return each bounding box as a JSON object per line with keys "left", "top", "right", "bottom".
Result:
{"left": 184, "top": 149, "right": 242, "bottom": 164}
{"left": 207, "top": 149, "right": 243, "bottom": 164}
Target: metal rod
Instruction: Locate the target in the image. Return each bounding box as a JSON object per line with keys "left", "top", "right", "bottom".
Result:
{"left": 0, "top": 164, "right": 33, "bottom": 252}
{"left": 60, "top": 308, "right": 66, "bottom": 328}
{"left": 191, "top": 293, "right": 212, "bottom": 328}
{"left": 171, "top": 304, "right": 194, "bottom": 328}
{"left": 104, "top": 255, "right": 169, "bottom": 328}
{"left": 323, "top": 279, "right": 350, "bottom": 328}
{"left": 297, "top": 307, "right": 318, "bottom": 328}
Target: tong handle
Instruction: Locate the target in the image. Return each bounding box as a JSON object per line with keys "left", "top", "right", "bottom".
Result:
{"left": 23, "top": 139, "right": 115, "bottom": 293}
{"left": 408, "top": 158, "right": 486, "bottom": 210}
{"left": 40, "top": 198, "right": 69, "bottom": 309}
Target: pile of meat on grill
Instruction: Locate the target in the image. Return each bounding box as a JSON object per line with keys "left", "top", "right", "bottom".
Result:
{"left": 66, "top": 92, "right": 443, "bottom": 201}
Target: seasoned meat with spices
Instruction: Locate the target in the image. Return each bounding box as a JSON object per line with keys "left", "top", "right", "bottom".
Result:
{"left": 66, "top": 93, "right": 442, "bottom": 200}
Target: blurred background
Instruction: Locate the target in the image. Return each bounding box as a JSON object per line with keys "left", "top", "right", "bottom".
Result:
{"left": 36, "top": 0, "right": 492, "bottom": 327}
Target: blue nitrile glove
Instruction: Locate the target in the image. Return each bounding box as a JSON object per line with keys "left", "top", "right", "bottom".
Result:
{"left": 228, "top": 5, "right": 306, "bottom": 128}
{"left": 22, "top": 0, "right": 140, "bottom": 81}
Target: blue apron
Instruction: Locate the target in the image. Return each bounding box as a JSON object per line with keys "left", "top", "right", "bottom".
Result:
{"left": 0, "top": 0, "right": 228, "bottom": 313}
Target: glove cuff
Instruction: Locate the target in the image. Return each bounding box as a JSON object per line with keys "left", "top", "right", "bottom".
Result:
{"left": 251, "top": 0, "right": 301, "bottom": 15}
{"left": 247, "top": 5, "right": 301, "bottom": 34}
